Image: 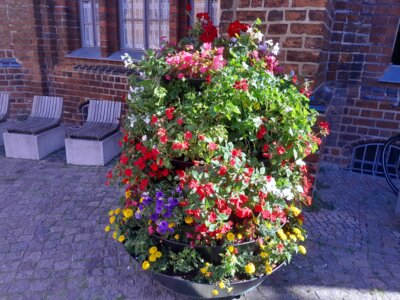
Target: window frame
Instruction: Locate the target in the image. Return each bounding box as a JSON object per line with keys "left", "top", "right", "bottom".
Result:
{"left": 79, "top": 0, "right": 101, "bottom": 48}
{"left": 118, "top": 0, "right": 170, "bottom": 58}
{"left": 391, "top": 24, "right": 400, "bottom": 65}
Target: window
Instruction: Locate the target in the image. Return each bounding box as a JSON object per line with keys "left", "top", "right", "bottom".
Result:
{"left": 392, "top": 24, "right": 400, "bottom": 65}
{"left": 120, "top": 0, "right": 170, "bottom": 52}
{"left": 191, "top": 0, "right": 220, "bottom": 26}
{"left": 79, "top": 0, "right": 100, "bottom": 47}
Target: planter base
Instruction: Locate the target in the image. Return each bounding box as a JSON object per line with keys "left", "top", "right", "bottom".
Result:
{"left": 149, "top": 264, "right": 284, "bottom": 299}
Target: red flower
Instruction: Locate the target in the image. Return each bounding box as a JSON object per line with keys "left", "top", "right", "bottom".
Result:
{"left": 184, "top": 131, "right": 193, "bottom": 140}
{"left": 198, "top": 135, "right": 206, "bottom": 141}
{"left": 235, "top": 207, "right": 252, "bottom": 219}
{"left": 165, "top": 107, "right": 175, "bottom": 120}
{"left": 196, "top": 12, "right": 211, "bottom": 21}
{"left": 186, "top": 3, "right": 191, "bottom": 12}
{"left": 208, "top": 142, "right": 218, "bottom": 151}
{"left": 151, "top": 115, "right": 158, "bottom": 125}
{"left": 158, "top": 136, "right": 167, "bottom": 144}
{"left": 277, "top": 146, "right": 286, "bottom": 155}
{"left": 263, "top": 144, "right": 270, "bottom": 152}
{"left": 120, "top": 155, "right": 129, "bottom": 165}
{"left": 319, "top": 121, "right": 330, "bottom": 135}
{"left": 188, "top": 179, "right": 199, "bottom": 189}
{"left": 199, "top": 22, "right": 218, "bottom": 43}
{"left": 292, "top": 75, "right": 298, "bottom": 84}
{"left": 161, "top": 169, "right": 169, "bottom": 177}
{"left": 124, "top": 168, "right": 133, "bottom": 177}
{"left": 208, "top": 212, "right": 217, "bottom": 223}
{"left": 172, "top": 142, "right": 189, "bottom": 150}
{"left": 231, "top": 149, "right": 242, "bottom": 157}
{"left": 139, "top": 178, "right": 149, "bottom": 190}
{"left": 106, "top": 171, "right": 113, "bottom": 179}
{"left": 134, "top": 157, "right": 146, "bottom": 170}
{"left": 195, "top": 224, "right": 208, "bottom": 233}
{"left": 256, "top": 125, "right": 267, "bottom": 139}
{"left": 216, "top": 199, "right": 232, "bottom": 216}
{"left": 150, "top": 163, "right": 158, "bottom": 172}
{"left": 217, "top": 166, "right": 228, "bottom": 176}
{"left": 177, "top": 118, "right": 184, "bottom": 125}
{"left": 233, "top": 79, "right": 249, "bottom": 91}
{"left": 227, "top": 20, "right": 249, "bottom": 38}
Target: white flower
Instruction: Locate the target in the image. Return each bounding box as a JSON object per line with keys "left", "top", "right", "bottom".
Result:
{"left": 295, "top": 159, "right": 305, "bottom": 166}
{"left": 143, "top": 115, "right": 151, "bottom": 124}
{"left": 271, "top": 43, "right": 280, "bottom": 55}
{"left": 265, "top": 39, "right": 274, "bottom": 47}
{"left": 142, "top": 135, "right": 147, "bottom": 141}
{"left": 282, "top": 188, "right": 294, "bottom": 200}
{"left": 254, "top": 117, "right": 263, "bottom": 127}
{"left": 284, "top": 107, "right": 293, "bottom": 113}
{"left": 127, "top": 115, "right": 137, "bottom": 127}
{"left": 296, "top": 185, "right": 304, "bottom": 193}
{"left": 122, "top": 53, "right": 134, "bottom": 68}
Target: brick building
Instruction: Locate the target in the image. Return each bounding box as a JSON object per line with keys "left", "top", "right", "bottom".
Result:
{"left": 1, "top": 0, "right": 400, "bottom": 168}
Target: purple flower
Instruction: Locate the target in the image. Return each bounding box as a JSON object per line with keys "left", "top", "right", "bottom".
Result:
{"left": 167, "top": 197, "right": 179, "bottom": 208}
{"left": 155, "top": 199, "right": 164, "bottom": 214}
{"left": 150, "top": 213, "right": 158, "bottom": 222}
{"left": 135, "top": 211, "right": 142, "bottom": 219}
{"left": 143, "top": 196, "right": 153, "bottom": 206}
{"left": 157, "top": 220, "right": 172, "bottom": 235}
{"left": 156, "top": 191, "right": 165, "bottom": 199}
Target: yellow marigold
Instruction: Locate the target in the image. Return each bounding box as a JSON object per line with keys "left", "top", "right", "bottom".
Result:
{"left": 109, "top": 216, "right": 116, "bottom": 224}
{"left": 115, "top": 208, "right": 121, "bottom": 215}
{"left": 205, "top": 262, "right": 211, "bottom": 267}
{"left": 149, "top": 254, "right": 157, "bottom": 262}
{"left": 168, "top": 223, "right": 175, "bottom": 228}
{"left": 299, "top": 245, "right": 307, "bottom": 255}
{"left": 185, "top": 216, "right": 194, "bottom": 224}
{"left": 174, "top": 234, "right": 180, "bottom": 240}
{"left": 290, "top": 206, "right": 301, "bottom": 216}
{"left": 216, "top": 233, "right": 223, "bottom": 239}
{"left": 149, "top": 246, "right": 158, "bottom": 255}
{"left": 297, "top": 234, "right": 305, "bottom": 241}
{"left": 245, "top": 262, "right": 256, "bottom": 274}
{"left": 118, "top": 235, "right": 125, "bottom": 243}
{"left": 125, "top": 190, "right": 131, "bottom": 199}
{"left": 227, "top": 246, "right": 235, "bottom": 253}
{"left": 292, "top": 228, "right": 301, "bottom": 235}
{"left": 123, "top": 208, "right": 134, "bottom": 219}
{"left": 200, "top": 267, "right": 207, "bottom": 274}
{"left": 156, "top": 251, "right": 162, "bottom": 258}
{"left": 289, "top": 234, "right": 297, "bottom": 242}
{"left": 265, "top": 263, "right": 273, "bottom": 274}
{"left": 226, "top": 232, "right": 235, "bottom": 242}
{"left": 139, "top": 197, "right": 143, "bottom": 203}
{"left": 218, "top": 282, "right": 225, "bottom": 289}
{"left": 212, "top": 289, "right": 219, "bottom": 296}
{"left": 298, "top": 219, "right": 303, "bottom": 226}
{"left": 227, "top": 287, "right": 233, "bottom": 293}
{"left": 142, "top": 261, "right": 150, "bottom": 270}
{"left": 112, "top": 231, "right": 117, "bottom": 240}
{"left": 266, "top": 222, "right": 272, "bottom": 229}
{"left": 277, "top": 229, "right": 287, "bottom": 241}
{"left": 260, "top": 252, "right": 269, "bottom": 259}
{"left": 237, "top": 233, "right": 243, "bottom": 240}
{"left": 109, "top": 210, "right": 114, "bottom": 216}
{"left": 104, "top": 225, "right": 110, "bottom": 232}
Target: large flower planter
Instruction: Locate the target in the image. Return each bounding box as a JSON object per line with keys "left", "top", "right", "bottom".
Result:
{"left": 150, "top": 265, "right": 283, "bottom": 299}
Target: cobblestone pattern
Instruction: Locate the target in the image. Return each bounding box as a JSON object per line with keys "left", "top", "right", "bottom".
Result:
{"left": 0, "top": 149, "right": 399, "bottom": 300}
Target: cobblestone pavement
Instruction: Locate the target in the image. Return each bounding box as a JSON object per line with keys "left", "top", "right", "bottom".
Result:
{"left": 0, "top": 148, "right": 399, "bottom": 300}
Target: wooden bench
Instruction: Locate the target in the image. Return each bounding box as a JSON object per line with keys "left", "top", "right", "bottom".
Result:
{"left": 3, "top": 96, "right": 65, "bottom": 159}
{"left": 65, "top": 99, "right": 122, "bottom": 165}
{"left": 0, "top": 92, "right": 10, "bottom": 146}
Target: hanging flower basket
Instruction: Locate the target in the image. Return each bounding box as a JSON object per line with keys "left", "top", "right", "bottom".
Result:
{"left": 106, "top": 15, "right": 330, "bottom": 299}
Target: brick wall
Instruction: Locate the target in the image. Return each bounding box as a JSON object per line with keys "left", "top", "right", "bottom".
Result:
{"left": 220, "top": 0, "right": 335, "bottom": 85}
{"left": 321, "top": 0, "right": 400, "bottom": 165}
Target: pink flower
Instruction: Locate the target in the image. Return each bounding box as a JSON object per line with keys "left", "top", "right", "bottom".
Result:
{"left": 198, "top": 135, "right": 205, "bottom": 141}
{"left": 177, "top": 118, "right": 184, "bottom": 125}
{"left": 178, "top": 73, "right": 185, "bottom": 80}
{"left": 203, "top": 43, "right": 212, "bottom": 51}
{"left": 208, "top": 142, "right": 218, "bottom": 151}
{"left": 277, "top": 146, "right": 286, "bottom": 155}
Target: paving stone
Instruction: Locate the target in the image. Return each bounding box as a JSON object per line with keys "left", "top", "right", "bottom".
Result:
{"left": 0, "top": 149, "right": 400, "bottom": 299}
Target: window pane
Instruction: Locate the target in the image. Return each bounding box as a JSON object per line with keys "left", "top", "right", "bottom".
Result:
{"left": 84, "top": 25, "right": 94, "bottom": 47}
{"left": 149, "top": 0, "right": 159, "bottom": 19}
{"left": 160, "top": 0, "right": 169, "bottom": 19}
{"left": 133, "top": 0, "right": 144, "bottom": 19}
{"left": 160, "top": 21, "right": 169, "bottom": 42}
{"left": 211, "top": 0, "right": 220, "bottom": 26}
{"left": 194, "top": 0, "right": 207, "bottom": 16}
{"left": 122, "top": 0, "right": 133, "bottom": 19}
{"left": 134, "top": 21, "right": 145, "bottom": 49}
{"left": 123, "top": 20, "right": 133, "bottom": 48}
{"left": 82, "top": 1, "right": 93, "bottom": 24}
{"left": 149, "top": 21, "right": 160, "bottom": 49}
{"left": 94, "top": 0, "right": 100, "bottom": 47}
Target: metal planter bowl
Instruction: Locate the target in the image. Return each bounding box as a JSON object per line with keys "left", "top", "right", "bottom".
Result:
{"left": 150, "top": 263, "right": 284, "bottom": 299}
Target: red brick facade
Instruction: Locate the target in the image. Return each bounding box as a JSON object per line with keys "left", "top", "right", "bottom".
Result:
{"left": 1, "top": 0, "right": 400, "bottom": 167}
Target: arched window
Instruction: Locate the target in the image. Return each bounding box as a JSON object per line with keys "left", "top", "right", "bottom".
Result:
{"left": 392, "top": 24, "right": 400, "bottom": 65}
